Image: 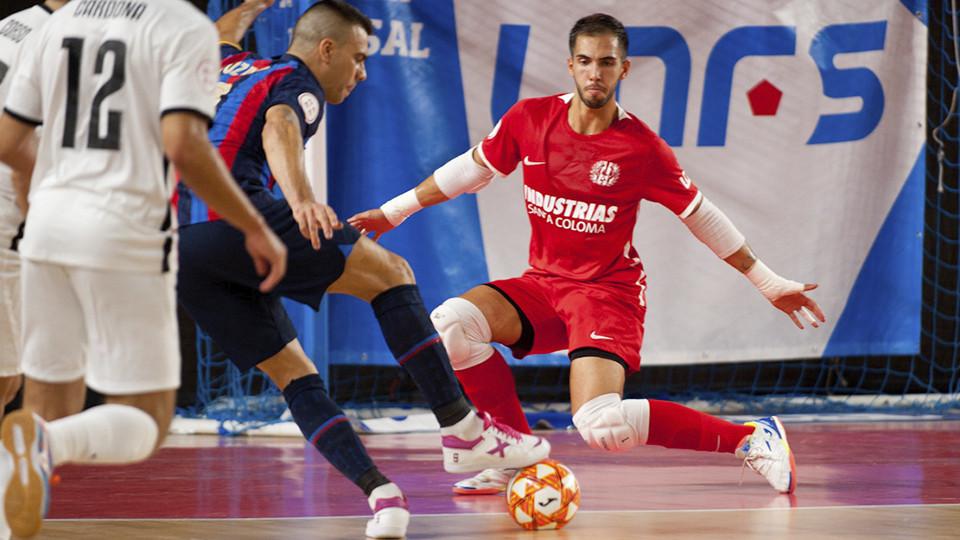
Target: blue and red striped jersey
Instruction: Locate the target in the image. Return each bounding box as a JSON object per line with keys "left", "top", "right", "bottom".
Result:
{"left": 176, "top": 43, "right": 325, "bottom": 226}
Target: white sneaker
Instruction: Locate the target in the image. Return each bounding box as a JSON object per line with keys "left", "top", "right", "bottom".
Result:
{"left": 1, "top": 410, "right": 52, "bottom": 539}
{"left": 735, "top": 415, "right": 796, "bottom": 494}
{"left": 452, "top": 467, "right": 515, "bottom": 495}
{"left": 440, "top": 412, "right": 550, "bottom": 474}
{"left": 365, "top": 483, "right": 409, "bottom": 539}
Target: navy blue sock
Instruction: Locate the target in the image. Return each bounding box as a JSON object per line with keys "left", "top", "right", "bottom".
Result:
{"left": 371, "top": 284, "right": 470, "bottom": 424}
{"left": 282, "top": 374, "right": 380, "bottom": 486}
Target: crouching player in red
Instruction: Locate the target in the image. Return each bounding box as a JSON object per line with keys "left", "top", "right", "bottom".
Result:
{"left": 350, "top": 12, "right": 824, "bottom": 497}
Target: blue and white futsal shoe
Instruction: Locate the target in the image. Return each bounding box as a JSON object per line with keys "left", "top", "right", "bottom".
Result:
{"left": 736, "top": 415, "right": 797, "bottom": 494}
{"left": 1, "top": 410, "right": 53, "bottom": 538}
{"left": 452, "top": 467, "right": 516, "bottom": 495}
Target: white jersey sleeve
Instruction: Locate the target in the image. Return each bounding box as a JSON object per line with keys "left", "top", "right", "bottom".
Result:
{"left": 0, "top": 5, "right": 52, "bottom": 119}
{"left": 3, "top": 39, "right": 42, "bottom": 124}
{"left": 0, "top": 5, "right": 54, "bottom": 248}
{"left": 158, "top": 15, "right": 218, "bottom": 120}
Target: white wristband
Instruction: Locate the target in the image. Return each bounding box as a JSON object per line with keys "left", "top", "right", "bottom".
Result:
{"left": 380, "top": 189, "right": 422, "bottom": 227}
{"left": 744, "top": 260, "right": 803, "bottom": 302}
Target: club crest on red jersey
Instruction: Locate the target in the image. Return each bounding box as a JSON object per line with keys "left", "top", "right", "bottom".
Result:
{"left": 590, "top": 160, "right": 620, "bottom": 187}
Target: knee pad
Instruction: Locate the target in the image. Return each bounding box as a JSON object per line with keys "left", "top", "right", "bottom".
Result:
{"left": 430, "top": 298, "right": 494, "bottom": 371}
{"left": 572, "top": 393, "right": 649, "bottom": 453}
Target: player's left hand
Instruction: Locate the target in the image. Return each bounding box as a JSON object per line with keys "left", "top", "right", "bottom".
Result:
{"left": 292, "top": 200, "right": 342, "bottom": 249}
{"left": 771, "top": 283, "right": 825, "bottom": 329}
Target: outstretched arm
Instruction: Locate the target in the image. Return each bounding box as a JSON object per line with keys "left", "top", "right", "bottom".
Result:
{"left": 262, "top": 103, "right": 340, "bottom": 249}
{"left": 347, "top": 146, "right": 493, "bottom": 240}
{"left": 681, "top": 195, "right": 825, "bottom": 329}
{"left": 216, "top": 0, "right": 275, "bottom": 47}
{"left": 723, "top": 242, "right": 825, "bottom": 329}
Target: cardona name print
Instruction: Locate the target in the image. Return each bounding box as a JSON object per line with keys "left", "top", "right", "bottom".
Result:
{"left": 73, "top": 0, "right": 147, "bottom": 20}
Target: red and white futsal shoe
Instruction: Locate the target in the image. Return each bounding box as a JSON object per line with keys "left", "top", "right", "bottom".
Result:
{"left": 440, "top": 411, "right": 549, "bottom": 474}
{"left": 366, "top": 482, "right": 409, "bottom": 539}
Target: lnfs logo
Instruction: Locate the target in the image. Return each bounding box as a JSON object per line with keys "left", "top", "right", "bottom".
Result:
{"left": 490, "top": 20, "right": 891, "bottom": 147}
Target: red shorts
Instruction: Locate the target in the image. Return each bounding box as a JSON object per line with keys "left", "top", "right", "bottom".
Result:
{"left": 487, "top": 269, "right": 646, "bottom": 373}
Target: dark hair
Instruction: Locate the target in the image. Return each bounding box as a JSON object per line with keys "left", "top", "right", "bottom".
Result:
{"left": 568, "top": 13, "right": 628, "bottom": 59}
{"left": 293, "top": 0, "right": 374, "bottom": 48}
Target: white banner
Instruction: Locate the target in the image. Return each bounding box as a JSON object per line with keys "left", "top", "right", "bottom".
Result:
{"left": 453, "top": 0, "right": 926, "bottom": 365}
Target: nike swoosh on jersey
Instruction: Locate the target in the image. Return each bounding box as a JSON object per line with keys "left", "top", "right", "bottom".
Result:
{"left": 589, "top": 331, "right": 614, "bottom": 340}
{"left": 523, "top": 156, "right": 546, "bottom": 166}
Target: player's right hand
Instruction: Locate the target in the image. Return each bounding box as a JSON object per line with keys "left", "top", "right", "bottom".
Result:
{"left": 347, "top": 208, "right": 395, "bottom": 242}
{"left": 771, "top": 283, "right": 825, "bottom": 330}
{"left": 245, "top": 226, "right": 287, "bottom": 292}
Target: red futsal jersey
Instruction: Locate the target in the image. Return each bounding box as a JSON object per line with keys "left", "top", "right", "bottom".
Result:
{"left": 478, "top": 94, "right": 701, "bottom": 283}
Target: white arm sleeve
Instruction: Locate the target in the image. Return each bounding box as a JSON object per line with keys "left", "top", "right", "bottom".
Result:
{"left": 432, "top": 146, "right": 495, "bottom": 198}
{"left": 680, "top": 196, "right": 746, "bottom": 259}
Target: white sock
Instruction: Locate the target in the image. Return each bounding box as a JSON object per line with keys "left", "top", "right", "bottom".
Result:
{"left": 367, "top": 482, "right": 404, "bottom": 510}
{"left": 46, "top": 404, "right": 159, "bottom": 466}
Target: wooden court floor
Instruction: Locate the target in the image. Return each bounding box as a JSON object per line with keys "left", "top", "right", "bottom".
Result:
{"left": 30, "top": 418, "right": 960, "bottom": 539}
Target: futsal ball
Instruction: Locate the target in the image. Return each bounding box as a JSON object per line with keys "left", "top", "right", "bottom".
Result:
{"left": 505, "top": 459, "right": 580, "bottom": 530}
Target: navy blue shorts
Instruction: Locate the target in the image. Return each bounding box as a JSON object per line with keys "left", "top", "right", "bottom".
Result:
{"left": 177, "top": 197, "right": 360, "bottom": 371}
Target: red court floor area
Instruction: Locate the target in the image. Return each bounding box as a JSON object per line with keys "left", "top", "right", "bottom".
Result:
{"left": 38, "top": 418, "right": 960, "bottom": 539}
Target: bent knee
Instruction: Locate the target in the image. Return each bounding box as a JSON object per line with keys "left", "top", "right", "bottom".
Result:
{"left": 256, "top": 341, "right": 318, "bottom": 390}
{"left": 351, "top": 239, "right": 415, "bottom": 286}
{"left": 431, "top": 298, "right": 493, "bottom": 371}
{"left": 382, "top": 250, "right": 415, "bottom": 284}
{"left": 572, "top": 394, "right": 649, "bottom": 453}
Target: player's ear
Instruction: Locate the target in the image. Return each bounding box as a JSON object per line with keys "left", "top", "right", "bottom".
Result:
{"left": 620, "top": 58, "right": 630, "bottom": 80}
{"left": 317, "top": 37, "right": 335, "bottom": 63}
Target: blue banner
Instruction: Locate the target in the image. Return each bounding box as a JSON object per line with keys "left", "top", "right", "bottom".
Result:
{"left": 326, "top": 0, "right": 487, "bottom": 365}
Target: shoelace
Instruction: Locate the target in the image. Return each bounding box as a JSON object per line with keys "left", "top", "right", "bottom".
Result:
{"left": 737, "top": 431, "right": 763, "bottom": 487}
{"left": 480, "top": 411, "right": 524, "bottom": 441}
{"left": 475, "top": 468, "right": 512, "bottom": 483}
{"left": 737, "top": 428, "right": 778, "bottom": 487}
{"left": 738, "top": 450, "right": 763, "bottom": 487}
{"left": 738, "top": 460, "right": 748, "bottom": 487}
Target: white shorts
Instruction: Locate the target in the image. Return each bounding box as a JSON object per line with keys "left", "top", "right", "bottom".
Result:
{"left": 20, "top": 260, "right": 180, "bottom": 395}
{"left": 0, "top": 248, "right": 22, "bottom": 377}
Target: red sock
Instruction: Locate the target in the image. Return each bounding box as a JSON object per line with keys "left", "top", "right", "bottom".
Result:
{"left": 645, "top": 399, "right": 753, "bottom": 453}
{"left": 455, "top": 349, "right": 532, "bottom": 434}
